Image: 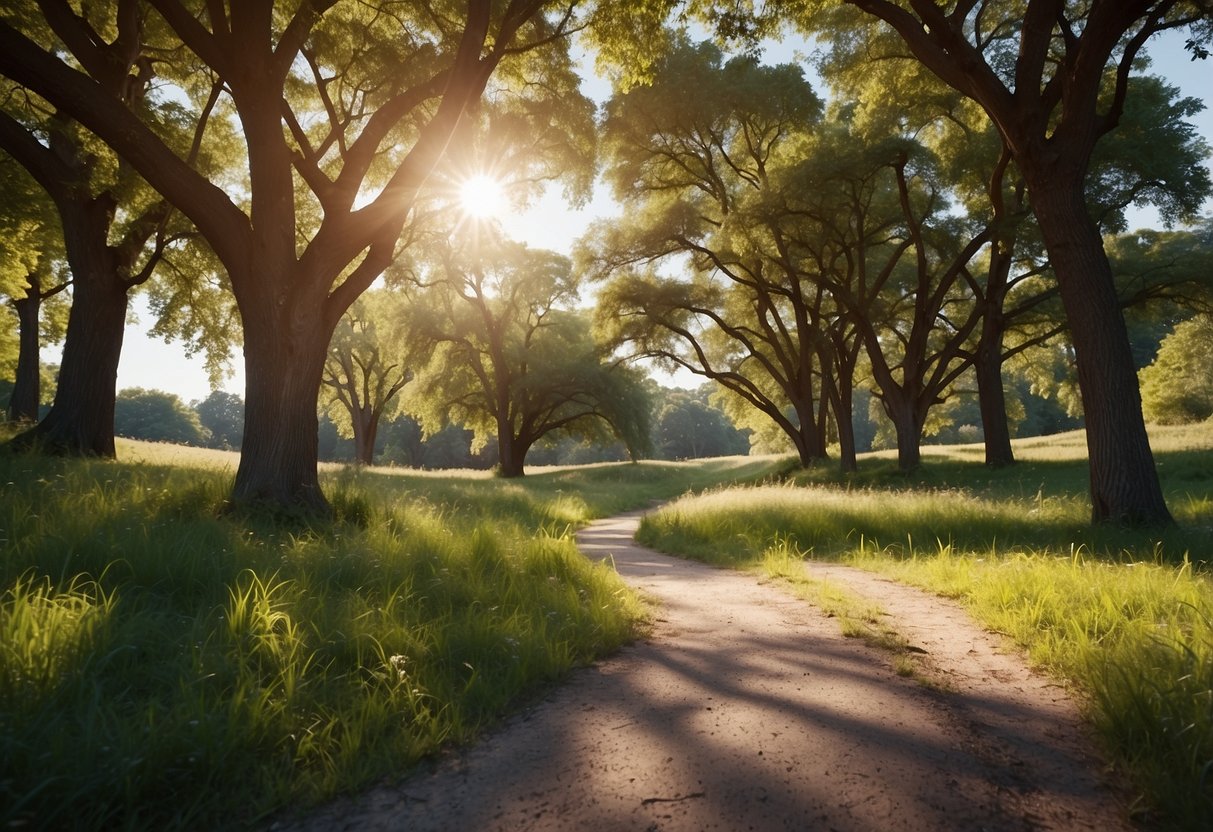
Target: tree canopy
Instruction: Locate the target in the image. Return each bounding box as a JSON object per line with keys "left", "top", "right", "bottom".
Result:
{"left": 0, "top": 0, "right": 597, "bottom": 512}
{"left": 322, "top": 289, "right": 412, "bottom": 466}
{"left": 406, "top": 238, "right": 652, "bottom": 477}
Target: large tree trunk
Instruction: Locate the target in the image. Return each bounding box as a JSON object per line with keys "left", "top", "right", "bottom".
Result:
{"left": 8, "top": 274, "right": 42, "bottom": 423}
{"left": 351, "top": 407, "right": 379, "bottom": 466}
{"left": 788, "top": 414, "right": 827, "bottom": 468}
{"left": 832, "top": 380, "right": 858, "bottom": 475}
{"left": 497, "top": 425, "right": 527, "bottom": 478}
{"left": 1030, "top": 179, "right": 1171, "bottom": 525}
{"left": 976, "top": 241, "right": 1015, "bottom": 467}
{"left": 975, "top": 317, "right": 1014, "bottom": 468}
{"left": 9, "top": 270, "right": 126, "bottom": 456}
{"left": 882, "top": 393, "right": 922, "bottom": 472}
{"left": 8, "top": 197, "right": 128, "bottom": 456}
{"left": 791, "top": 433, "right": 818, "bottom": 469}
{"left": 232, "top": 308, "right": 331, "bottom": 514}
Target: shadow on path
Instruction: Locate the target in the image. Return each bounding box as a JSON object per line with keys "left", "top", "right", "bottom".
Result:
{"left": 274, "top": 510, "right": 1128, "bottom": 831}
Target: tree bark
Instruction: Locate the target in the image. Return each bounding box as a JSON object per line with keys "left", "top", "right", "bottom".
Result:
{"left": 231, "top": 303, "right": 331, "bottom": 514}
{"left": 8, "top": 274, "right": 42, "bottom": 423}
{"left": 796, "top": 422, "right": 828, "bottom": 467}
{"left": 829, "top": 373, "right": 858, "bottom": 474}
{"left": 883, "top": 393, "right": 922, "bottom": 472}
{"left": 497, "top": 424, "right": 527, "bottom": 478}
{"left": 975, "top": 297, "right": 1015, "bottom": 467}
{"left": 1029, "top": 178, "right": 1171, "bottom": 525}
{"left": 9, "top": 266, "right": 126, "bottom": 456}
{"left": 352, "top": 411, "right": 379, "bottom": 467}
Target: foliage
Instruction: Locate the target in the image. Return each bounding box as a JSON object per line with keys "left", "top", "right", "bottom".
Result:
{"left": 407, "top": 238, "right": 652, "bottom": 476}
{"left": 782, "top": 0, "right": 1208, "bottom": 523}
{"left": 588, "top": 40, "right": 848, "bottom": 467}
{"left": 590, "top": 38, "right": 1005, "bottom": 472}
{"left": 0, "top": 0, "right": 607, "bottom": 511}
{"left": 653, "top": 386, "right": 749, "bottom": 460}
{"left": 193, "top": 389, "right": 244, "bottom": 451}
{"left": 322, "top": 290, "right": 413, "bottom": 465}
{"left": 114, "top": 387, "right": 208, "bottom": 446}
{"left": 1140, "top": 315, "right": 1213, "bottom": 424}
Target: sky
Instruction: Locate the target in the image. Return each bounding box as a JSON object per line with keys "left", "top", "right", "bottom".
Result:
{"left": 111, "top": 27, "right": 1213, "bottom": 405}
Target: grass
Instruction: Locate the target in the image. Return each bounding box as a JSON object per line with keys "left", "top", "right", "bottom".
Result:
{"left": 636, "top": 421, "right": 1213, "bottom": 830}
{"left": 0, "top": 441, "right": 782, "bottom": 830}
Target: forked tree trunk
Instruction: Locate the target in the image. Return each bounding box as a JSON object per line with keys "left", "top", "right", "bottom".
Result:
{"left": 1029, "top": 179, "right": 1171, "bottom": 525}
{"left": 831, "top": 380, "right": 858, "bottom": 474}
{"left": 232, "top": 310, "right": 331, "bottom": 513}
{"left": 349, "top": 404, "right": 382, "bottom": 467}
{"left": 8, "top": 275, "right": 42, "bottom": 423}
{"left": 9, "top": 270, "right": 126, "bottom": 456}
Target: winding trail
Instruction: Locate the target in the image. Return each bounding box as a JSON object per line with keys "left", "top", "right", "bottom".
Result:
{"left": 275, "top": 510, "right": 1129, "bottom": 831}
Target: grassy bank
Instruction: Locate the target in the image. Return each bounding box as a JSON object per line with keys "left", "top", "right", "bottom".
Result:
{"left": 637, "top": 422, "right": 1213, "bottom": 830}
{"left": 0, "top": 443, "right": 780, "bottom": 830}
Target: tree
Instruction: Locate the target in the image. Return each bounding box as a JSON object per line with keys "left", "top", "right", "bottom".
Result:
{"left": 0, "top": 154, "right": 69, "bottom": 423}
{"left": 1139, "top": 315, "right": 1213, "bottom": 423}
{"left": 789, "top": 127, "right": 992, "bottom": 471}
{"left": 588, "top": 42, "right": 851, "bottom": 469}
{"left": 776, "top": 1, "right": 1213, "bottom": 522}
{"left": 0, "top": 8, "right": 208, "bottom": 456}
{"left": 407, "top": 239, "right": 652, "bottom": 477}
{"left": 591, "top": 42, "right": 1000, "bottom": 472}
{"left": 653, "top": 386, "right": 749, "bottom": 459}
{"left": 115, "top": 387, "right": 208, "bottom": 445}
{"left": 0, "top": 0, "right": 593, "bottom": 513}
{"left": 813, "top": 22, "right": 1211, "bottom": 469}
{"left": 322, "top": 290, "right": 411, "bottom": 466}
{"left": 193, "top": 390, "right": 243, "bottom": 450}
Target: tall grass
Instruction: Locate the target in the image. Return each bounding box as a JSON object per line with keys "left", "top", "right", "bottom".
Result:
{"left": 638, "top": 421, "right": 1213, "bottom": 830}
{"left": 0, "top": 446, "right": 781, "bottom": 830}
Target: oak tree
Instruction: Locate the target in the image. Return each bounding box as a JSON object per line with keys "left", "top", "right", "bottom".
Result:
{"left": 776, "top": 0, "right": 1213, "bottom": 522}
{"left": 322, "top": 289, "right": 411, "bottom": 466}
{"left": 406, "top": 239, "right": 651, "bottom": 477}
{"left": 0, "top": 154, "right": 69, "bottom": 422}
{"left": 0, "top": 0, "right": 588, "bottom": 512}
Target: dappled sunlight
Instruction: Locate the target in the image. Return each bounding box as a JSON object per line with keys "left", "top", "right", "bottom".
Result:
{"left": 323, "top": 510, "right": 1117, "bottom": 831}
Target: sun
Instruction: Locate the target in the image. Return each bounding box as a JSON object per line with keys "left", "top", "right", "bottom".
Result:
{"left": 458, "top": 173, "right": 506, "bottom": 219}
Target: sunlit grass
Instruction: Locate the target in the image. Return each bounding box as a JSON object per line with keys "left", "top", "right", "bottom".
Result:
{"left": 0, "top": 448, "right": 783, "bottom": 830}
{"left": 638, "top": 421, "right": 1213, "bottom": 830}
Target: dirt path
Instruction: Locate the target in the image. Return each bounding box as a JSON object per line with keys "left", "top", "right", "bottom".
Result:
{"left": 274, "top": 510, "right": 1129, "bottom": 831}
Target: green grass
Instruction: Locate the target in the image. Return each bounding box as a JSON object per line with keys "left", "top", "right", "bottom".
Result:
{"left": 0, "top": 442, "right": 782, "bottom": 830}
{"left": 638, "top": 421, "right": 1213, "bottom": 830}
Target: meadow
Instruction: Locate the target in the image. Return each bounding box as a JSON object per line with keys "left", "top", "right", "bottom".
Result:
{"left": 4, "top": 427, "right": 1211, "bottom": 830}
{"left": 638, "top": 421, "right": 1213, "bottom": 830}
{"left": 0, "top": 439, "right": 779, "bottom": 830}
